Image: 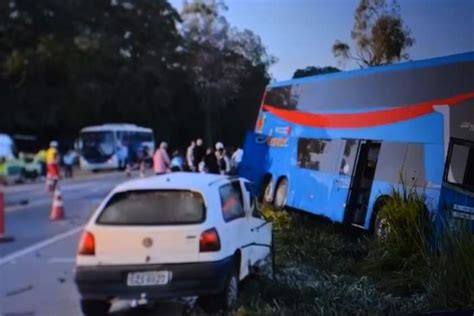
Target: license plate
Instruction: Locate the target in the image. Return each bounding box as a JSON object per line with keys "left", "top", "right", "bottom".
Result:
{"left": 127, "top": 271, "right": 171, "bottom": 287}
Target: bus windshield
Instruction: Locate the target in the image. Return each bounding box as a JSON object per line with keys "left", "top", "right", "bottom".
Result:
{"left": 81, "top": 131, "right": 115, "bottom": 160}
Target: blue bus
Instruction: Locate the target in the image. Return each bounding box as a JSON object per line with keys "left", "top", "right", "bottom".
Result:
{"left": 239, "top": 52, "right": 474, "bottom": 233}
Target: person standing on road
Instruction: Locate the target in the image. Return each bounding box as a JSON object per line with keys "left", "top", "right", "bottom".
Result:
{"left": 215, "top": 142, "right": 229, "bottom": 175}
{"left": 192, "top": 139, "right": 205, "bottom": 172}
{"left": 46, "top": 141, "right": 60, "bottom": 192}
{"left": 204, "top": 147, "right": 219, "bottom": 174}
{"left": 63, "top": 150, "right": 75, "bottom": 178}
{"left": 0, "top": 156, "right": 6, "bottom": 185}
{"left": 231, "top": 147, "right": 244, "bottom": 174}
{"left": 186, "top": 140, "right": 195, "bottom": 171}
{"left": 35, "top": 148, "right": 47, "bottom": 178}
{"left": 153, "top": 142, "right": 171, "bottom": 175}
{"left": 116, "top": 142, "right": 127, "bottom": 170}
{"left": 171, "top": 150, "right": 185, "bottom": 172}
{"left": 138, "top": 145, "right": 149, "bottom": 177}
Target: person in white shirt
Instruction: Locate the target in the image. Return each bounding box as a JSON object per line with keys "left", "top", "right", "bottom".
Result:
{"left": 186, "top": 140, "right": 195, "bottom": 171}
{"left": 231, "top": 147, "right": 243, "bottom": 173}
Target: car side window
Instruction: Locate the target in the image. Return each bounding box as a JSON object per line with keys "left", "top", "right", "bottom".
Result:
{"left": 219, "top": 181, "right": 245, "bottom": 222}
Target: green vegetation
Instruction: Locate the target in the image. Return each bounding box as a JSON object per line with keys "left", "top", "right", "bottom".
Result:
{"left": 362, "top": 188, "right": 432, "bottom": 294}
{"left": 333, "top": 0, "right": 415, "bottom": 67}
{"left": 427, "top": 224, "right": 474, "bottom": 309}
{"left": 231, "top": 207, "right": 428, "bottom": 316}
{"left": 217, "top": 194, "right": 474, "bottom": 316}
{"left": 0, "top": 0, "right": 274, "bottom": 147}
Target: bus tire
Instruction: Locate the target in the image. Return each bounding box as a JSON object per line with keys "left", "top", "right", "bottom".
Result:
{"left": 373, "top": 211, "right": 388, "bottom": 239}
{"left": 370, "top": 196, "right": 389, "bottom": 239}
{"left": 273, "top": 178, "right": 288, "bottom": 211}
{"left": 261, "top": 176, "right": 274, "bottom": 204}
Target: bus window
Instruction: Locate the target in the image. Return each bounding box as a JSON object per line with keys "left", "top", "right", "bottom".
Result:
{"left": 339, "top": 140, "right": 358, "bottom": 175}
{"left": 445, "top": 140, "right": 474, "bottom": 192}
{"left": 297, "top": 138, "right": 344, "bottom": 172}
{"left": 297, "top": 138, "right": 326, "bottom": 170}
{"left": 138, "top": 132, "right": 153, "bottom": 142}
{"left": 264, "top": 85, "right": 299, "bottom": 110}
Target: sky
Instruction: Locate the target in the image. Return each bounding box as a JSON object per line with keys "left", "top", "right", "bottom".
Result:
{"left": 169, "top": 0, "right": 474, "bottom": 81}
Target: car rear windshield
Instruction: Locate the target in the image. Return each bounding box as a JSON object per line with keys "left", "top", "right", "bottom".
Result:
{"left": 96, "top": 190, "right": 205, "bottom": 225}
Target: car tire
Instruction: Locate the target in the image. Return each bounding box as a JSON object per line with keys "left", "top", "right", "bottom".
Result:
{"left": 199, "top": 263, "right": 239, "bottom": 312}
{"left": 80, "top": 299, "right": 110, "bottom": 316}
{"left": 273, "top": 178, "right": 288, "bottom": 211}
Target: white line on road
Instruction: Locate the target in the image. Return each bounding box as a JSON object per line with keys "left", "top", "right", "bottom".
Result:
{"left": 0, "top": 226, "right": 83, "bottom": 267}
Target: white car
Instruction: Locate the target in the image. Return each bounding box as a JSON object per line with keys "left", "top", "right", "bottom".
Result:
{"left": 74, "top": 172, "right": 272, "bottom": 315}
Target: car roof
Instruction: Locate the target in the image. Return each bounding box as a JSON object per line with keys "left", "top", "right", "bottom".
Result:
{"left": 113, "top": 172, "right": 235, "bottom": 193}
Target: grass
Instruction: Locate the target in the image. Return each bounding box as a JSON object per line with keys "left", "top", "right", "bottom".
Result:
{"left": 194, "top": 191, "right": 474, "bottom": 315}
{"left": 427, "top": 224, "right": 474, "bottom": 309}
{"left": 361, "top": 188, "right": 433, "bottom": 295}
{"left": 230, "top": 205, "right": 429, "bottom": 316}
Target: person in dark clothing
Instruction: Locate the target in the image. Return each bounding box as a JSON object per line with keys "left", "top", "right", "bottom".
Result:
{"left": 204, "top": 148, "right": 220, "bottom": 174}
{"left": 192, "top": 138, "right": 206, "bottom": 172}
{"left": 138, "top": 145, "right": 149, "bottom": 177}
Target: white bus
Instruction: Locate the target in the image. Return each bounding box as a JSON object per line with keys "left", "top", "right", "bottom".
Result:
{"left": 78, "top": 124, "right": 155, "bottom": 171}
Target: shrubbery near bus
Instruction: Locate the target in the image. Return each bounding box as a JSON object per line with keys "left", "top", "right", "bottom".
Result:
{"left": 363, "top": 186, "right": 474, "bottom": 310}
{"left": 426, "top": 223, "right": 474, "bottom": 309}
{"left": 227, "top": 193, "right": 473, "bottom": 315}
{"left": 362, "top": 186, "right": 433, "bottom": 294}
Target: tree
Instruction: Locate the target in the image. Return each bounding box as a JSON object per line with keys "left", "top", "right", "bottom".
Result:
{"left": 180, "top": 0, "right": 274, "bottom": 144}
{"left": 292, "top": 66, "right": 340, "bottom": 79}
{"left": 0, "top": 0, "right": 184, "bottom": 142}
{"left": 332, "top": 0, "right": 414, "bottom": 67}
{"left": 0, "top": 0, "right": 273, "bottom": 149}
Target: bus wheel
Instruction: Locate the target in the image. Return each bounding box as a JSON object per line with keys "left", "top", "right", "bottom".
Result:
{"left": 273, "top": 178, "right": 288, "bottom": 211}
{"left": 262, "top": 179, "right": 274, "bottom": 204}
{"left": 373, "top": 212, "right": 388, "bottom": 240}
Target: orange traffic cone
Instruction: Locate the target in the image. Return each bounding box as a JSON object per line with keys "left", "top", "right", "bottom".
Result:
{"left": 0, "top": 187, "right": 14, "bottom": 243}
{"left": 50, "top": 187, "right": 65, "bottom": 221}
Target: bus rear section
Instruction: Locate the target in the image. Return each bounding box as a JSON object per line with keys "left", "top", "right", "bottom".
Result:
{"left": 438, "top": 96, "right": 474, "bottom": 231}
{"left": 239, "top": 52, "right": 474, "bottom": 232}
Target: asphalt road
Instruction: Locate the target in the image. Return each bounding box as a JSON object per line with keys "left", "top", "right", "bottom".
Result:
{"left": 0, "top": 171, "right": 186, "bottom": 316}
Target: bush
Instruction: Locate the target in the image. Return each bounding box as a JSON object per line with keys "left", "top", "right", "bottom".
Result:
{"left": 363, "top": 185, "right": 474, "bottom": 310}
{"left": 362, "top": 187, "right": 432, "bottom": 294}
{"left": 427, "top": 224, "right": 474, "bottom": 309}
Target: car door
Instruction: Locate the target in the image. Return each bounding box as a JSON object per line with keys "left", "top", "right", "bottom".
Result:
{"left": 242, "top": 181, "right": 272, "bottom": 265}
{"left": 218, "top": 180, "right": 252, "bottom": 278}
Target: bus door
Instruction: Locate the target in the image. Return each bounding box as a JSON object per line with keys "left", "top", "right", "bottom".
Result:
{"left": 344, "top": 141, "right": 381, "bottom": 226}
{"left": 238, "top": 131, "right": 269, "bottom": 189}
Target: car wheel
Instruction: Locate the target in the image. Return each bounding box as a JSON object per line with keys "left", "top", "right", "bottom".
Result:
{"left": 273, "top": 178, "right": 288, "bottom": 211}
{"left": 80, "top": 299, "right": 110, "bottom": 316}
{"left": 262, "top": 179, "right": 273, "bottom": 204}
{"left": 199, "top": 264, "right": 239, "bottom": 312}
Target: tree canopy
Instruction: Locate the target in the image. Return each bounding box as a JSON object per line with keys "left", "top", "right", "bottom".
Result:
{"left": 0, "top": 0, "right": 273, "bottom": 150}
{"left": 292, "top": 66, "right": 340, "bottom": 79}
{"left": 332, "top": 0, "right": 414, "bottom": 67}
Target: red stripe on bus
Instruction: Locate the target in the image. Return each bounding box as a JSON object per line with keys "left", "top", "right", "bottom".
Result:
{"left": 262, "top": 92, "right": 474, "bottom": 128}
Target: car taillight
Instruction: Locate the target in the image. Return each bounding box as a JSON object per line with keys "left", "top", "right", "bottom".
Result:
{"left": 78, "top": 231, "right": 95, "bottom": 255}
{"left": 200, "top": 228, "right": 221, "bottom": 252}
